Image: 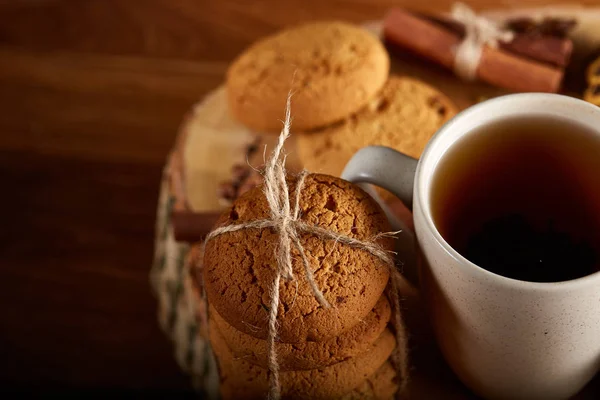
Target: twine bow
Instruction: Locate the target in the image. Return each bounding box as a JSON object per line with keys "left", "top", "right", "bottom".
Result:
{"left": 452, "top": 2, "right": 514, "bottom": 81}
{"left": 205, "top": 94, "right": 407, "bottom": 399}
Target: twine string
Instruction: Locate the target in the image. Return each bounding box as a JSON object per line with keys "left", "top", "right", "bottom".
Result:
{"left": 452, "top": 2, "right": 514, "bottom": 81}
{"left": 204, "top": 93, "right": 405, "bottom": 400}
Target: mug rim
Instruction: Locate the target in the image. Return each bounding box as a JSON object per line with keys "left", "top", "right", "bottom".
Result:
{"left": 415, "top": 93, "right": 600, "bottom": 290}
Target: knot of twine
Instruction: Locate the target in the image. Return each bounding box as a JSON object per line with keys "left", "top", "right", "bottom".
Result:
{"left": 205, "top": 94, "right": 407, "bottom": 400}
{"left": 451, "top": 2, "right": 514, "bottom": 81}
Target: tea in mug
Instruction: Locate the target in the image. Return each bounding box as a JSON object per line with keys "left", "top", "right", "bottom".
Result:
{"left": 431, "top": 116, "right": 600, "bottom": 282}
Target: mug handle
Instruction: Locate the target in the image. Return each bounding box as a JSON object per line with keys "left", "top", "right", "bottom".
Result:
{"left": 341, "top": 146, "right": 419, "bottom": 283}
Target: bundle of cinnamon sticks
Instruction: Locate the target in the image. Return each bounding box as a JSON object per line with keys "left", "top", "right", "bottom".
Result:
{"left": 383, "top": 8, "right": 576, "bottom": 92}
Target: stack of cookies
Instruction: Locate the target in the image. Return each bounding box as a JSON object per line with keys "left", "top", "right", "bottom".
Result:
{"left": 203, "top": 174, "right": 402, "bottom": 399}
{"left": 203, "top": 20, "right": 458, "bottom": 399}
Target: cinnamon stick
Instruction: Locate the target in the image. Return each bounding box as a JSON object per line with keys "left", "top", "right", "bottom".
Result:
{"left": 172, "top": 210, "right": 221, "bottom": 242}
{"left": 423, "top": 15, "right": 572, "bottom": 68}
{"left": 384, "top": 8, "right": 563, "bottom": 93}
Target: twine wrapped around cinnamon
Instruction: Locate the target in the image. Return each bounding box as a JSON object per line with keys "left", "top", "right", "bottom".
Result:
{"left": 203, "top": 94, "right": 408, "bottom": 399}
{"left": 383, "top": 4, "right": 572, "bottom": 92}
{"left": 451, "top": 3, "right": 514, "bottom": 81}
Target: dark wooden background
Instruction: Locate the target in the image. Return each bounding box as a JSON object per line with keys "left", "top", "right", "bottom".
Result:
{"left": 0, "top": 0, "right": 595, "bottom": 395}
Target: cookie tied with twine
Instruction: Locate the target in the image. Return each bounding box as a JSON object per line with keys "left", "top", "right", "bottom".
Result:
{"left": 203, "top": 94, "right": 409, "bottom": 399}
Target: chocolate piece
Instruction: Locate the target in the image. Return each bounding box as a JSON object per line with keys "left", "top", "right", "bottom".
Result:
{"left": 538, "top": 18, "right": 577, "bottom": 39}
{"left": 505, "top": 17, "right": 576, "bottom": 39}
{"left": 505, "top": 17, "right": 538, "bottom": 34}
{"left": 216, "top": 136, "right": 264, "bottom": 204}
{"left": 218, "top": 182, "right": 237, "bottom": 201}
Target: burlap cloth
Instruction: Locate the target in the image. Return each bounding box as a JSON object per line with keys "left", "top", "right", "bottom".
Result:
{"left": 150, "top": 161, "right": 219, "bottom": 398}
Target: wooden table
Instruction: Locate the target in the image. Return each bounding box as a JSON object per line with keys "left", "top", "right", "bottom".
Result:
{"left": 0, "top": 0, "right": 595, "bottom": 395}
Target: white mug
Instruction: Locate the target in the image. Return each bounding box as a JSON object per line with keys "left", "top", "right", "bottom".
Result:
{"left": 341, "top": 93, "right": 600, "bottom": 400}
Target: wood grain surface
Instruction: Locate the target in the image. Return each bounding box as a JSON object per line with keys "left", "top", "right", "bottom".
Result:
{"left": 0, "top": 0, "right": 594, "bottom": 395}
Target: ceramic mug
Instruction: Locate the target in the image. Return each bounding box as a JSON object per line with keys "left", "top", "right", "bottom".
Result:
{"left": 341, "top": 93, "right": 600, "bottom": 400}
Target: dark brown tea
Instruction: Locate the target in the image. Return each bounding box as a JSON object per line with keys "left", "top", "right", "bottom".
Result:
{"left": 431, "top": 116, "right": 600, "bottom": 282}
